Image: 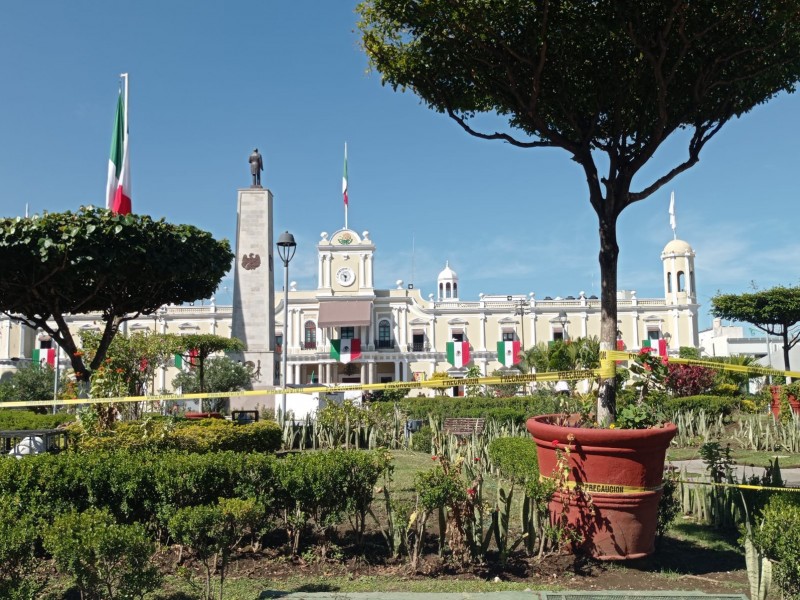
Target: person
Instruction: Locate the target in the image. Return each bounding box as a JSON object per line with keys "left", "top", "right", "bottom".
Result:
{"left": 249, "top": 148, "right": 263, "bottom": 187}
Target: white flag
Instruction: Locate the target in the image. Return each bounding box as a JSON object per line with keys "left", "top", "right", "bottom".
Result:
{"left": 669, "top": 191, "right": 676, "bottom": 235}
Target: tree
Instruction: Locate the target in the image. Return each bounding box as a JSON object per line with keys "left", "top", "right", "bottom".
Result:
{"left": 0, "top": 207, "right": 233, "bottom": 382}
{"left": 0, "top": 363, "right": 54, "bottom": 411}
{"left": 172, "top": 356, "right": 253, "bottom": 412}
{"left": 358, "top": 0, "right": 800, "bottom": 423}
{"left": 711, "top": 285, "right": 800, "bottom": 375}
{"left": 80, "top": 331, "right": 183, "bottom": 419}
{"left": 174, "top": 334, "right": 245, "bottom": 394}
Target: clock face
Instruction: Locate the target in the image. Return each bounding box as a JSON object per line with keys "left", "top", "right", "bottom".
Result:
{"left": 336, "top": 267, "right": 355, "bottom": 287}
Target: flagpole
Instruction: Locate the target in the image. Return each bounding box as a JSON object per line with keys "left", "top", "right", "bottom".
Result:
{"left": 669, "top": 190, "right": 677, "bottom": 240}
{"left": 121, "top": 73, "right": 128, "bottom": 128}
{"left": 343, "top": 142, "right": 348, "bottom": 230}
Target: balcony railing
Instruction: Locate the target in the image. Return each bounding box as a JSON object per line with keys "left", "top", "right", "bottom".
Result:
{"left": 411, "top": 342, "right": 427, "bottom": 352}
{"left": 303, "top": 341, "right": 317, "bottom": 350}
{"left": 374, "top": 339, "right": 394, "bottom": 350}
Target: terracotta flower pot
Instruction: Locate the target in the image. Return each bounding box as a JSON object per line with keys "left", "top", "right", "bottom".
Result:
{"left": 769, "top": 386, "right": 800, "bottom": 418}
{"left": 527, "top": 414, "right": 677, "bottom": 560}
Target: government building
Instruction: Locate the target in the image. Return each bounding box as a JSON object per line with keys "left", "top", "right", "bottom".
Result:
{"left": 0, "top": 220, "right": 700, "bottom": 403}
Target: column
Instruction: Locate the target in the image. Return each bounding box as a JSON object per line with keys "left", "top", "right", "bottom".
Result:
{"left": 360, "top": 363, "right": 367, "bottom": 383}
{"left": 631, "top": 314, "right": 640, "bottom": 348}
{"left": 581, "top": 312, "right": 588, "bottom": 338}
{"left": 429, "top": 317, "right": 436, "bottom": 352}
{"left": 479, "top": 314, "right": 487, "bottom": 351}
{"left": 530, "top": 314, "right": 537, "bottom": 345}
{"left": 394, "top": 361, "right": 400, "bottom": 380}
{"left": 673, "top": 309, "right": 681, "bottom": 347}
{"left": 318, "top": 255, "right": 324, "bottom": 288}
{"left": 325, "top": 363, "right": 332, "bottom": 383}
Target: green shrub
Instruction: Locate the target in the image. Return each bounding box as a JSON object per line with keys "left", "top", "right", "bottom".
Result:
{"left": 411, "top": 425, "right": 432, "bottom": 453}
{"left": 169, "top": 419, "right": 281, "bottom": 452}
{"left": 0, "top": 494, "right": 44, "bottom": 600}
{"left": 752, "top": 494, "right": 800, "bottom": 599}
{"left": 0, "top": 409, "right": 74, "bottom": 430}
{"left": 414, "top": 464, "right": 467, "bottom": 511}
{"left": 662, "top": 395, "right": 740, "bottom": 419}
{"left": 69, "top": 418, "right": 281, "bottom": 454}
{"left": 488, "top": 437, "right": 539, "bottom": 482}
{"left": 43, "top": 507, "right": 160, "bottom": 600}
{"left": 383, "top": 393, "right": 566, "bottom": 424}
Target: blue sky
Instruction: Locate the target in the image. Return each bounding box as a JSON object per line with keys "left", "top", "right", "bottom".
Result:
{"left": 1, "top": 2, "right": 798, "bottom": 331}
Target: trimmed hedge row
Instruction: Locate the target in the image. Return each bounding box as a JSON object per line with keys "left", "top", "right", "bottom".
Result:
{"left": 68, "top": 418, "right": 282, "bottom": 453}
{"left": 0, "top": 409, "right": 75, "bottom": 430}
{"left": 660, "top": 395, "right": 740, "bottom": 419}
{"left": 378, "top": 393, "right": 569, "bottom": 424}
{"left": 0, "top": 448, "right": 388, "bottom": 538}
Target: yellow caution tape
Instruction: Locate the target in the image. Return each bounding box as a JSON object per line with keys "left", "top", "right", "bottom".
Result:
{"left": 1, "top": 368, "right": 602, "bottom": 409}
{"left": 540, "top": 475, "right": 663, "bottom": 494}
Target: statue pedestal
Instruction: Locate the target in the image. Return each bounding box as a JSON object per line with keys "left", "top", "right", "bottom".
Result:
{"left": 230, "top": 187, "right": 276, "bottom": 412}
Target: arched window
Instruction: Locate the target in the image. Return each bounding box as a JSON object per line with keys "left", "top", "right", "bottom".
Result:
{"left": 690, "top": 271, "right": 696, "bottom": 295}
{"left": 378, "top": 319, "right": 392, "bottom": 349}
{"left": 438, "top": 282, "right": 443, "bottom": 298}
{"left": 304, "top": 321, "right": 317, "bottom": 349}
{"left": 453, "top": 282, "right": 458, "bottom": 297}
{"left": 666, "top": 272, "right": 672, "bottom": 293}
{"left": 446, "top": 282, "right": 452, "bottom": 297}
{"left": 677, "top": 271, "right": 685, "bottom": 292}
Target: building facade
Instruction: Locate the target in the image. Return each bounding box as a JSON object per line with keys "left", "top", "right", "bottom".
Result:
{"left": 1, "top": 228, "right": 700, "bottom": 404}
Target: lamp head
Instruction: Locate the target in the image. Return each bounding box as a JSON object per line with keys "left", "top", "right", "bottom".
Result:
{"left": 276, "top": 231, "right": 297, "bottom": 264}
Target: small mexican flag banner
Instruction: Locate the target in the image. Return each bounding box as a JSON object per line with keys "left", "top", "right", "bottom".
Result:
{"left": 641, "top": 338, "right": 667, "bottom": 356}
{"left": 497, "top": 340, "right": 521, "bottom": 367}
{"left": 331, "top": 338, "right": 361, "bottom": 364}
{"left": 173, "top": 353, "right": 184, "bottom": 369}
{"left": 32, "top": 348, "right": 55, "bottom": 367}
{"left": 446, "top": 341, "right": 470, "bottom": 368}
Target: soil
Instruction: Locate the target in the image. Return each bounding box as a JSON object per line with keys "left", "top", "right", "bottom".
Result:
{"left": 164, "top": 528, "right": 751, "bottom": 597}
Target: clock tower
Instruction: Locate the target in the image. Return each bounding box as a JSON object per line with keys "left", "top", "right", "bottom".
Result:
{"left": 316, "top": 229, "right": 375, "bottom": 296}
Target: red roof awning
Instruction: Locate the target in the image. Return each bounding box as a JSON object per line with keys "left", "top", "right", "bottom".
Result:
{"left": 317, "top": 301, "right": 373, "bottom": 328}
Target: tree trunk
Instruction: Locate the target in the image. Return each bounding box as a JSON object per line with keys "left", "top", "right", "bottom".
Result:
{"left": 783, "top": 327, "right": 792, "bottom": 383}
{"left": 597, "top": 215, "right": 620, "bottom": 425}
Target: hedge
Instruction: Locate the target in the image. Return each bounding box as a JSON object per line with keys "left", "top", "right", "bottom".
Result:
{"left": 661, "top": 395, "right": 740, "bottom": 419}
{"left": 0, "top": 409, "right": 75, "bottom": 430}
{"left": 378, "top": 393, "right": 568, "bottom": 424}
{"left": 68, "top": 418, "right": 282, "bottom": 454}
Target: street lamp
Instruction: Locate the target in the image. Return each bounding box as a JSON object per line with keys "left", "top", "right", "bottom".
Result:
{"left": 558, "top": 311, "right": 569, "bottom": 341}
{"left": 276, "top": 231, "right": 297, "bottom": 419}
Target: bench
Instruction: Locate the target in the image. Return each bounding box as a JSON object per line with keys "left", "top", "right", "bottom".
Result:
{"left": 443, "top": 417, "right": 485, "bottom": 437}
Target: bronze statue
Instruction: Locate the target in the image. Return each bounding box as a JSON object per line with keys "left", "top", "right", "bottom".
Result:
{"left": 249, "top": 148, "right": 263, "bottom": 187}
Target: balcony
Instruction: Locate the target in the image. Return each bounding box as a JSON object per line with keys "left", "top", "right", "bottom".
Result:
{"left": 302, "top": 341, "right": 317, "bottom": 350}
{"left": 411, "top": 342, "right": 428, "bottom": 352}
{"left": 374, "top": 339, "right": 395, "bottom": 350}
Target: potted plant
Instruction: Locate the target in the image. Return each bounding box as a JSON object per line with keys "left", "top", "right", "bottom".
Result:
{"left": 769, "top": 381, "right": 800, "bottom": 420}
{"left": 526, "top": 353, "right": 677, "bottom": 560}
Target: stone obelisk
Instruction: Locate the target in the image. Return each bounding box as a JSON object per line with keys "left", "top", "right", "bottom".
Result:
{"left": 230, "top": 149, "right": 276, "bottom": 411}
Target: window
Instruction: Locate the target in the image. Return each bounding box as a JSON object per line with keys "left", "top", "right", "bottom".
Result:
{"left": 451, "top": 331, "right": 464, "bottom": 342}
{"left": 690, "top": 271, "right": 696, "bottom": 294}
{"left": 667, "top": 272, "right": 672, "bottom": 293}
{"left": 502, "top": 330, "right": 516, "bottom": 342}
{"left": 647, "top": 329, "right": 660, "bottom": 341}
{"left": 412, "top": 332, "right": 425, "bottom": 352}
{"left": 275, "top": 334, "right": 283, "bottom": 353}
{"left": 341, "top": 326, "right": 355, "bottom": 339}
{"left": 377, "top": 320, "right": 392, "bottom": 349}
{"left": 553, "top": 330, "right": 564, "bottom": 342}
{"left": 304, "top": 321, "right": 316, "bottom": 350}
{"left": 677, "top": 271, "right": 685, "bottom": 292}
{"left": 39, "top": 339, "right": 52, "bottom": 349}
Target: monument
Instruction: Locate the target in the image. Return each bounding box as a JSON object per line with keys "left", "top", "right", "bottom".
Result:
{"left": 230, "top": 149, "right": 276, "bottom": 410}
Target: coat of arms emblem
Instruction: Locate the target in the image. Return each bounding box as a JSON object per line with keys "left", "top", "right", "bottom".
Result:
{"left": 241, "top": 253, "right": 261, "bottom": 270}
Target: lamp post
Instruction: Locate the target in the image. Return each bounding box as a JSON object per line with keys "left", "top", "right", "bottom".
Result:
{"left": 558, "top": 311, "right": 568, "bottom": 341}
{"left": 276, "top": 231, "right": 297, "bottom": 419}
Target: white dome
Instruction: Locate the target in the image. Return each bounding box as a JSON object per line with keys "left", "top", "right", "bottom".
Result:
{"left": 662, "top": 239, "right": 694, "bottom": 256}
{"left": 437, "top": 261, "right": 458, "bottom": 280}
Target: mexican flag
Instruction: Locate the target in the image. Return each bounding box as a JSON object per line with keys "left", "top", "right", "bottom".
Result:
{"left": 32, "top": 348, "right": 55, "bottom": 367}
{"left": 642, "top": 338, "right": 667, "bottom": 356}
{"left": 342, "top": 143, "right": 349, "bottom": 207}
{"left": 446, "top": 341, "right": 470, "bottom": 368}
{"left": 173, "top": 353, "right": 184, "bottom": 369}
{"left": 331, "top": 338, "right": 360, "bottom": 364}
{"left": 106, "top": 81, "right": 132, "bottom": 214}
{"left": 497, "top": 340, "right": 521, "bottom": 367}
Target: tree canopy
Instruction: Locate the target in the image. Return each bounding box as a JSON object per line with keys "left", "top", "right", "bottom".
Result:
{"left": 711, "top": 285, "right": 800, "bottom": 373}
{"left": 0, "top": 207, "right": 234, "bottom": 380}
{"left": 358, "top": 0, "right": 800, "bottom": 421}
{"left": 174, "top": 334, "right": 245, "bottom": 393}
